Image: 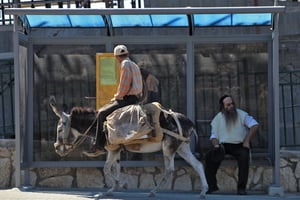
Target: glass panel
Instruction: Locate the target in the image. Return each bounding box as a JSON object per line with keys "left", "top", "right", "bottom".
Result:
{"left": 194, "top": 43, "right": 268, "bottom": 153}
{"left": 0, "top": 60, "right": 14, "bottom": 139}
{"left": 25, "top": 15, "right": 105, "bottom": 27}
{"left": 150, "top": 14, "right": 188, "bottom": 26}
{"left": 232, "top": 13, "right": 271, "bottom": 26}
{"left": 119, "top": 44, "right": 187, "bottom": 161}
{"left": 194, "top": 13, "right": 272, "bottom": 26}
{"left": 26, "top": 15, "right": 72, "bottom": 27}
{"left": 110, "top": 14, "right": 188, "bottom": 27}
{"left": 194, "top": 14, "right": 231, "bottom": 26}
{"left": 69, "top": 15, "right": 105, "bottom": 27}
{"left": 110, "top": 15, "right": 152, "bottom": 27}
{"left": 33, "top": 45, "right": 105, "bottom": 161}
{"left": 126, "top": 44, "right": 187, "bottom": 112}
{"left": 33, "top": 44, "right": 186, "bottom": 161}
{"left": 279, "top": 42, "right": 300, "bottom": 148}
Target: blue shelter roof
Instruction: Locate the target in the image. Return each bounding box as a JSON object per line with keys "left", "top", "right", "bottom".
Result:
{"left": 21, "top": 13, "right": 272, "bottom": 28}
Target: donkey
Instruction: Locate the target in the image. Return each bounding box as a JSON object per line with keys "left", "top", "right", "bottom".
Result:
{"left": 49, "top": 96, "right": 208, "bottom": 198}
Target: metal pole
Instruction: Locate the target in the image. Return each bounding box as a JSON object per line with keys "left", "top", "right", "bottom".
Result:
{"left": 268, "top": 11, "right": 284, "bottom": 197}
{"left": 13, "top": 14, "right": 21, "bottom": 187}
{"left": 186, "top": 41, "right": 195, "bottom": 151}
{"left": 186, "top": 41, "right": 194, "bottom": 122}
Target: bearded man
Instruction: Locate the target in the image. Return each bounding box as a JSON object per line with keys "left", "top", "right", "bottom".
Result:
{"left": 205, "top": 95, "right": 259, "bottom": 195}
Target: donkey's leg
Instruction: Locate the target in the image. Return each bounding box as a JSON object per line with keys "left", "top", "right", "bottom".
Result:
{"left": 111, "top": 159, "right": 128, "bottom": 190}
{"left": 103, "top": 149, "right": 122, "bottom": 196}
{"left": 149, "top": 142, "right": 175, "bottom": 197}
{"left": 177, "top": 143, "right": 208, "bottom": 199}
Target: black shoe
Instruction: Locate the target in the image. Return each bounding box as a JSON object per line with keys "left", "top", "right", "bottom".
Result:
{"left": 83, "top": 146, "right": 106, "bottom": 157}
{"left": 207, "top": 186, "right": 219, "bottom": 194}
{"left": 237, "top": 189, "right": 247, "bottom": 195}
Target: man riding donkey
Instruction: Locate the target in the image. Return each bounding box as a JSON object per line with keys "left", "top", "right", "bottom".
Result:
{"left": 84, "top": 45, "right": 162, "bottom": 157}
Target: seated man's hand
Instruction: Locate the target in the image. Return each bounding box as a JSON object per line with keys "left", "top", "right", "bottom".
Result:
{"left": 243, "top": 141, "right": 250, "bottom": 149}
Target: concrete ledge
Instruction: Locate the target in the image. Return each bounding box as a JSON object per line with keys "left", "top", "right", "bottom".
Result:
{"left": 221, "top": 154, "right": 272, "bottom": 167}
{"left": 0, "top": 139, "right": 15, "bottom": 148}
{"left": 280, "top": 150, "right": 300, "bottom": 158}
{"left": 268, "top": 185, "right": 284, "bottom": 197}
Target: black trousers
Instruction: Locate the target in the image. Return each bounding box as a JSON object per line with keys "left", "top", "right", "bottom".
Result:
{"left": 205, "top": 143, "right": 250, "bottom": 190}
{"left": 94, "top": 95, "right": 139, "bottom": 148}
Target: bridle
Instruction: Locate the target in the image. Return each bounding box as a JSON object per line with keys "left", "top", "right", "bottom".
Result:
{"left": 59, "top": 112, "right": 99, "bottom": 156}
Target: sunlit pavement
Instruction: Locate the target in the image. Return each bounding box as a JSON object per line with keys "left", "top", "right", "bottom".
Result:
{"left": 0, "top": 188, "right": 299, "bottom": 200}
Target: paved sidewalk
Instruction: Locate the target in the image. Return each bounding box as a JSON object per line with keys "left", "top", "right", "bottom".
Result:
{"left": 0, "top": 188, "right": 299, "bottom": 200}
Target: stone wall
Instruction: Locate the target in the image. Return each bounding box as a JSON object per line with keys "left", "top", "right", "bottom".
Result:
{"left": 0, "top": 140, "right": 14, "bottom": 188}
{"left": 1, "top": 139, "right": 299, "bottom": 193}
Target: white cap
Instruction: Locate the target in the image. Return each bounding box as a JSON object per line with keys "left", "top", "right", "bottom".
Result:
{"left": 114, "top": 45, "right": 129, "bottom": 56}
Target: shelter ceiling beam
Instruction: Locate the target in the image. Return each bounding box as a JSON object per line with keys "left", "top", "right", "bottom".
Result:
{"left": 5, "top": 6, "right": 285, "bottom": 15}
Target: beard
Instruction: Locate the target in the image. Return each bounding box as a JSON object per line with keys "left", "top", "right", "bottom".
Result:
{"left": 223, "top": 107, "right": 238, "bottom": 128}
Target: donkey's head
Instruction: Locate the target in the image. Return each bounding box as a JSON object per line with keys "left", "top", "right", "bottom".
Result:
{"left": 49, "top": 96, "right": 74, "bottom": 156}
{"left": 49, "top": 96, "right": 97, "bottom": 157}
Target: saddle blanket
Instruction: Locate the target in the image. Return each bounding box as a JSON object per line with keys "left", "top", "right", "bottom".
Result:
{"left": 106, "top": 104, "right": 154, "bottom": 145}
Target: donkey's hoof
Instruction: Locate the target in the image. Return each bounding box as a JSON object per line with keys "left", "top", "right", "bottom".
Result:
{"left": 91, "top": 193, "right": 102, "bottom": 200}
{"left": 122, "top": 182, "right": 128, "bottom": 190}
{"left": 199, "top": 194, "right": 206, "bottom": 199}
{"left": 105, "top": 190, "right": 114, "bottom": 196}
{"left": 148, "top": 191, "right": 156, "bottom": 197}
{"left": 105, "top": 192, "right": 113, "bottom": 197}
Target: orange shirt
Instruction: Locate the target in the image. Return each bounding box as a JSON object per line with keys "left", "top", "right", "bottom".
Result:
{"left": 114, "top": 59, "right": 143, "bottom": 100}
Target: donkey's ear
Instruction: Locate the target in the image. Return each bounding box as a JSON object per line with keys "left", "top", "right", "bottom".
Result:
{"left": 49, "top": 96, "right": 56, "bottom": 106}
{"left": 62, "top": 112, "right": 70, "bottom": 119}
{"left": 49, "top": 96, "right": 62, "bottom": 118}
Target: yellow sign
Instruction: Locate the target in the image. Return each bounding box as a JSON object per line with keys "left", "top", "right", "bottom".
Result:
{"left": 96, "top": 53, "right": 120, "bottom": 109}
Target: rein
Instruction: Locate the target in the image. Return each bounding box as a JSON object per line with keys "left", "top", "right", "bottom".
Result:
{"left": 62, "top": 114, "right": 99, "bottom": 156}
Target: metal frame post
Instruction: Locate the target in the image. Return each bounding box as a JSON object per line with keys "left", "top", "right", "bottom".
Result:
{"left": 268, "top": 11, "right": 284, "bottom": 197}
{"left": 13, "top": 14, "right": 21, "bottom": 187}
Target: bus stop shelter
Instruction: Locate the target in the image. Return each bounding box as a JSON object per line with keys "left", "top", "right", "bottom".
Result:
{"left": 5, "top": 6, "right": 285, "bottom": 196}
